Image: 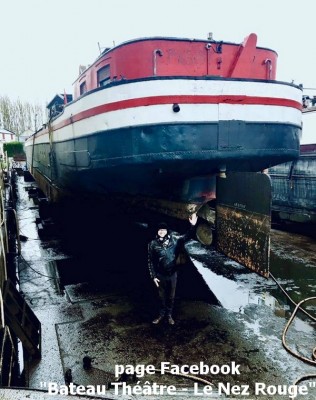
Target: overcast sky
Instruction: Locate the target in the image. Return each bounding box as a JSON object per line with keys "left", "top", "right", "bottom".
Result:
{"left": 1, "top": 0, "right": 315, "bottom": 107}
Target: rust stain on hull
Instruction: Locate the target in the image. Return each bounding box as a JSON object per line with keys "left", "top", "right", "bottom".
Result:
{"left": 216, "top": 204, "right": 270, "bottom": 277}
{"left": 31, "top": 168, "right": 67, "bottom": 203}
{"left": 118, "top": 194, "right": 200, "bottom": 220}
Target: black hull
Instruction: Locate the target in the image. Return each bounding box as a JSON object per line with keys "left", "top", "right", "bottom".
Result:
{"left": 26, "top": 121, "right": 300, "bottom": 205}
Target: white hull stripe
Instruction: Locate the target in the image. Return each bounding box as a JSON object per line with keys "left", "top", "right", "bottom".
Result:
{"left": 66, "top": 79, "right": 302, "bottom": 116}
{"left": 26, "top": 79, "right": 302, "bottom": 146}
{"left": 27, "top": 104, "right": 301, "bottom": 146}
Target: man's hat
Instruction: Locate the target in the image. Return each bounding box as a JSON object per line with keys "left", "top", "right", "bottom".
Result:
{"left": 157, "top": 222, "right": 168, "bottom": 231}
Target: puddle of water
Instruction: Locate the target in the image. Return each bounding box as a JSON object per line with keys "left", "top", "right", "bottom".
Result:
{"left": 187, "top": 238, "right": 316, "bottom": 337}
{"left": 192, "top": 258, "right": 258, "bottom": 311}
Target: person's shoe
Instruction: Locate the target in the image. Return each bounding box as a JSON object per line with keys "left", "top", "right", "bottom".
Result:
{"left": 152, "top": 316, "right": 163, "bottom": 324}
{"left": 167, "top": 316, "right": 175, "bottom": 325}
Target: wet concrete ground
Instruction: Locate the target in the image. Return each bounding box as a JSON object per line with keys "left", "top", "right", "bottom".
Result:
{"left": 1, "top": 176, "right": 315, "bottom": 399}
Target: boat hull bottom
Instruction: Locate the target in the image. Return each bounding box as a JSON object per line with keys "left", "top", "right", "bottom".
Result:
{"left": 29, "top": 168, "right": 273, "bottom": 275}
{"left": 29, "top": 167, "right": 208, "bottom": 221}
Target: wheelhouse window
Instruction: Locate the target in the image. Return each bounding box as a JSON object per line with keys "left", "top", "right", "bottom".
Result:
{"left": 80, "top": 81, "right": 87, "bottom": 95}
{"left": 97, "top": 65, "right": 111, "bottom": 86}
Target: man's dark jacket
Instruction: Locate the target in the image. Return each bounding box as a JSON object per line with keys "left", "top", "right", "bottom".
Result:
{"left": 148, "top": 226, "right": 195, "bottom": 279}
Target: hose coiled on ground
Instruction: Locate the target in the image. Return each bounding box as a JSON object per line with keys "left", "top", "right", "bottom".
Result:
{"left": 269, "top": 272, "right": 316, "bottom": 386}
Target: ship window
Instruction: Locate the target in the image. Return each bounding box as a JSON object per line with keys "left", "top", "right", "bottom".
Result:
{"left": 97, "top": 65, "right": 111, "bottom": 87}
{"left": 80, "top": 81, "right": 87, "bottom": 95}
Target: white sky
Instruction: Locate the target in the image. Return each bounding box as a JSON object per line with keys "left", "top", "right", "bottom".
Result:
{"left": 1, "top": 0, "right": 316, "bottom": 108}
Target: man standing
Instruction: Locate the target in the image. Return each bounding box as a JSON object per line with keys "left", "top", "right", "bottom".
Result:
{"left": 148, "top": 214, "right": 198, "bottom": 325}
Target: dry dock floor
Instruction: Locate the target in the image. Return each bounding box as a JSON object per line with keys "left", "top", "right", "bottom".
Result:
{"left": 1, "top": 177, "right": 315, "bottom": 400}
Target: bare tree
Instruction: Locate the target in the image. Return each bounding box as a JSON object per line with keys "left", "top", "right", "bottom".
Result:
{"left": 0, "top": 96, "right": 45, "bottom": 139}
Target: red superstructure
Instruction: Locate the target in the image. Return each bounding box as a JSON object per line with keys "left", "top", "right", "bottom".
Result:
{"left": 74, "top": 34, "right": 277, "bottom": 99}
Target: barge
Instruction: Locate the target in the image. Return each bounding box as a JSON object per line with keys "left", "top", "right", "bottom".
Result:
{"left": 25, "top": 33, "right": 301, "bottom": 211}
{"left": 24, "top": 33, "right": 302, "bottom": 275}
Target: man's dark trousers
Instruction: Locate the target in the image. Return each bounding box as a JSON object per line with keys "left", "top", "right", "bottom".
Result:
{"left": 157, "top": 272, "right": 177, "bottom": 317}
